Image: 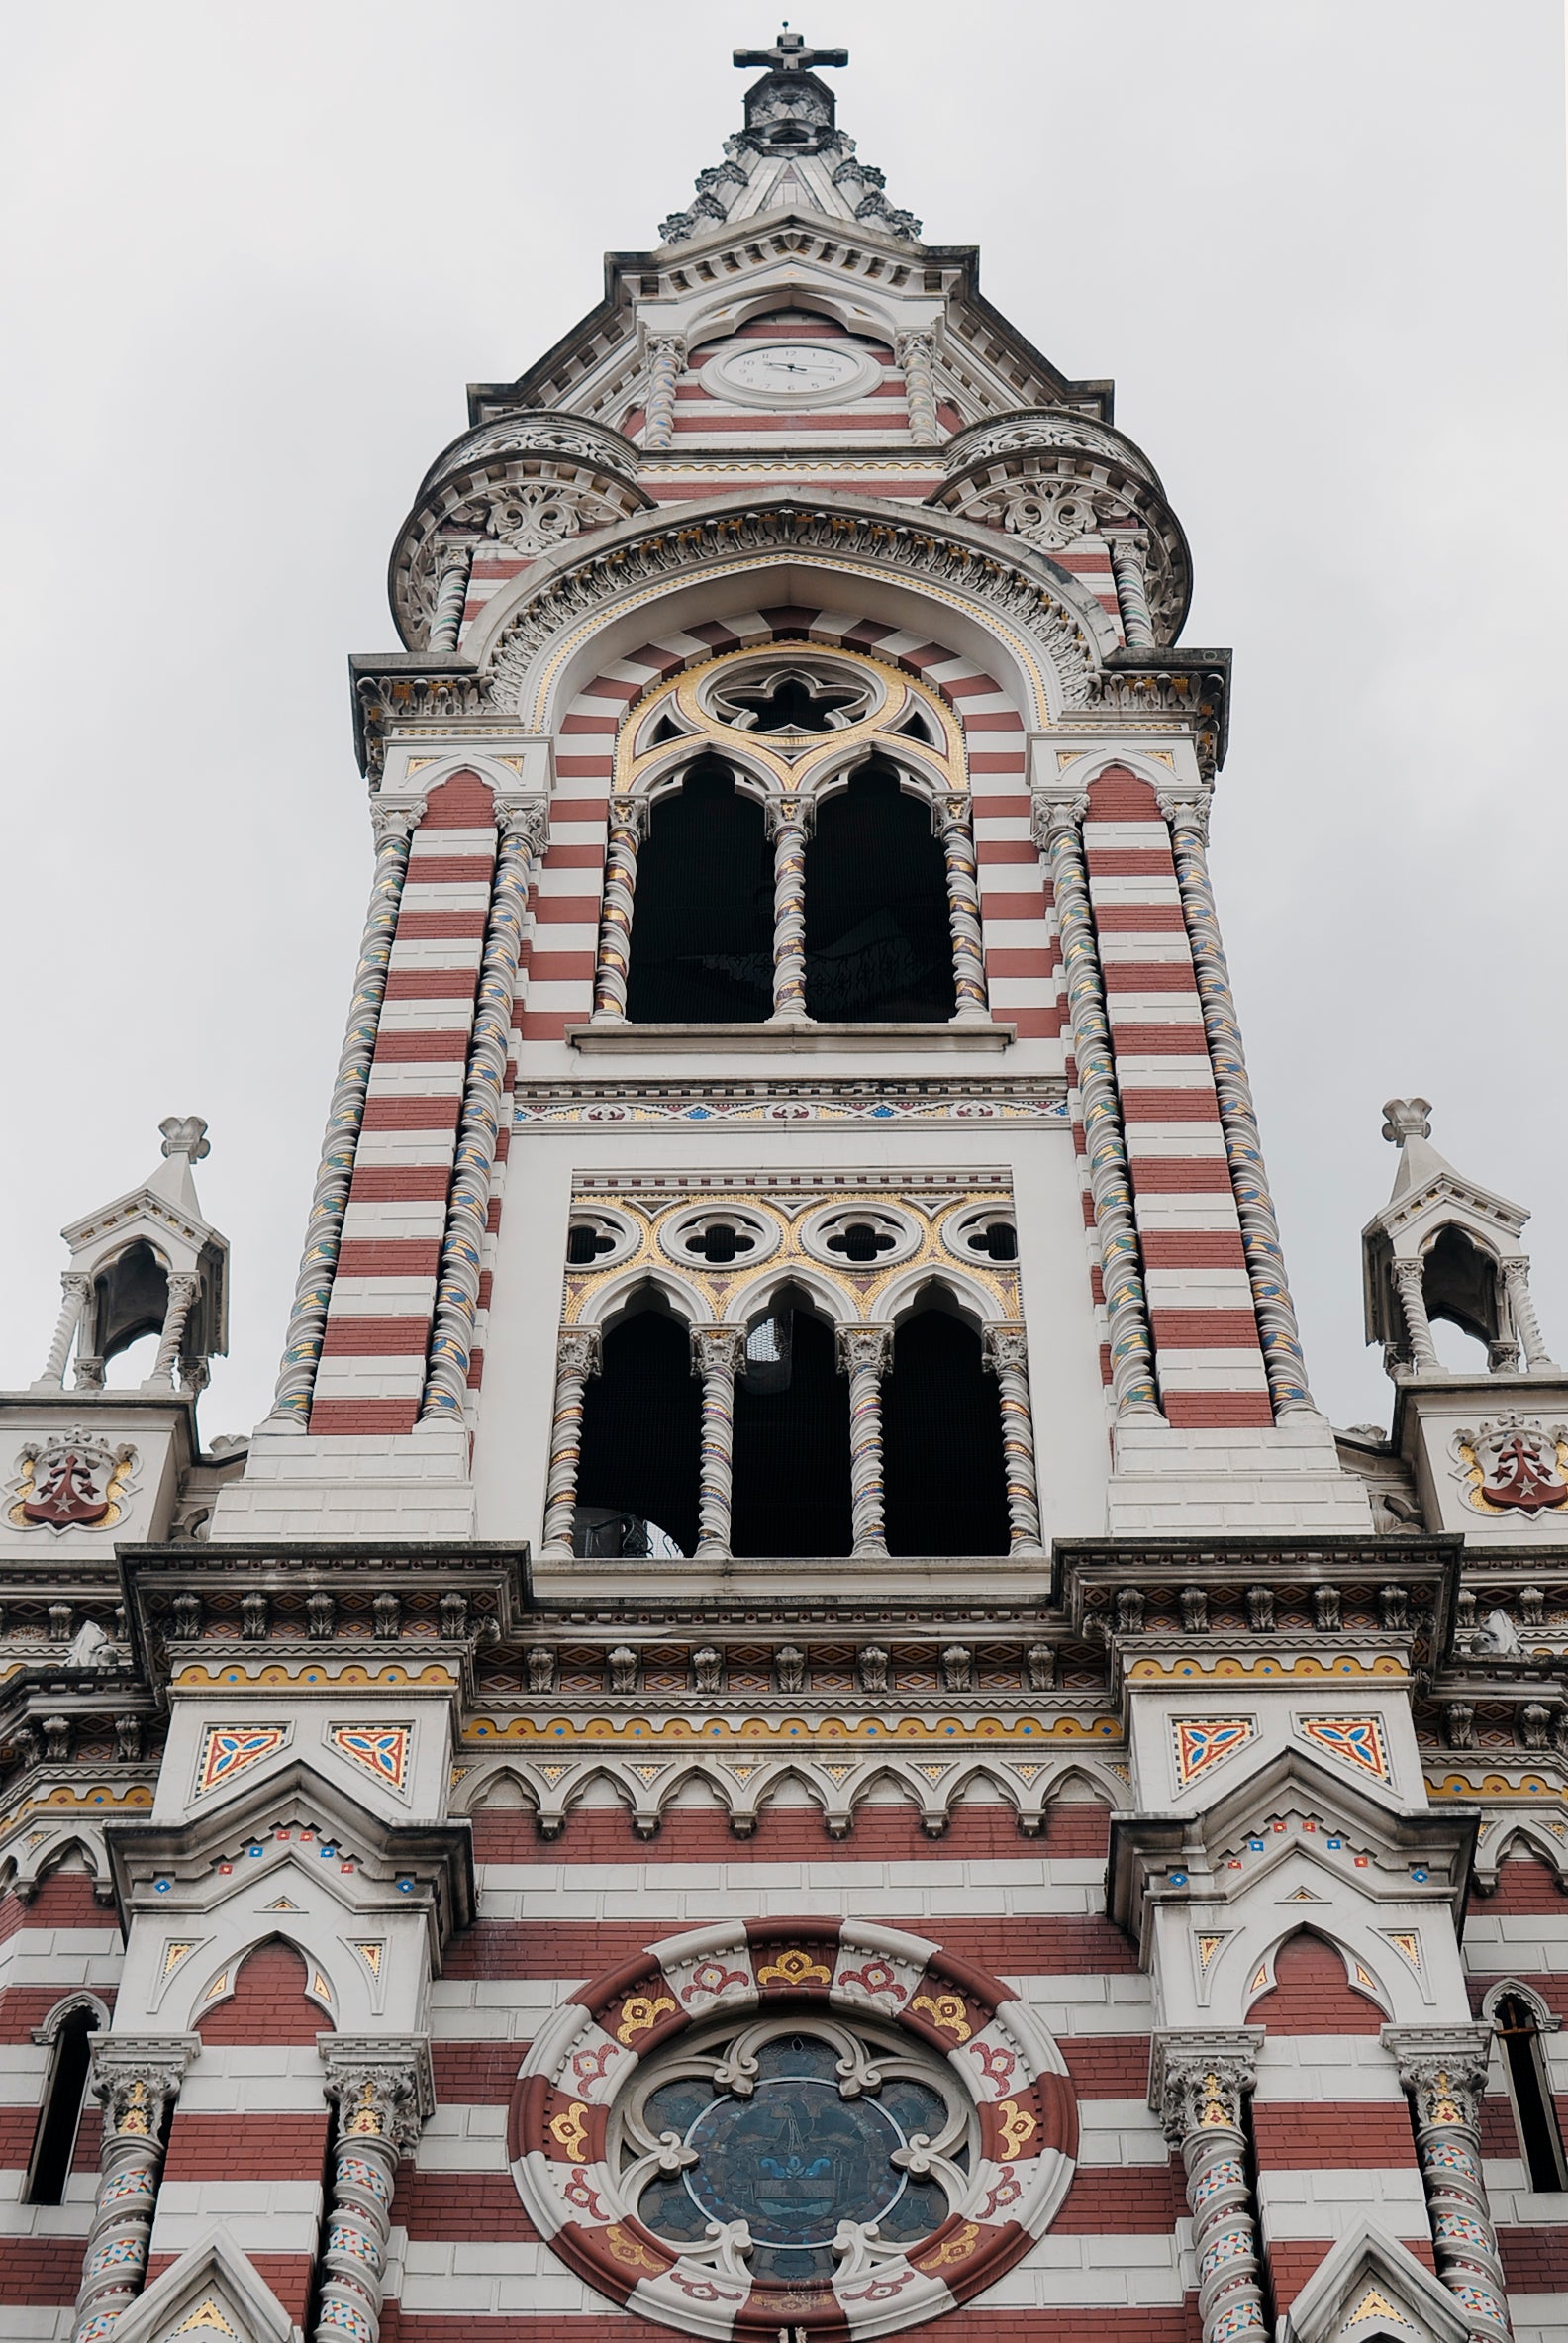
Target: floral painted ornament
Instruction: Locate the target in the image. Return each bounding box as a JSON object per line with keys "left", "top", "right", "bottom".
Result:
{"left": 511, "top": 1917, "right": 1076, "bottom": 2337}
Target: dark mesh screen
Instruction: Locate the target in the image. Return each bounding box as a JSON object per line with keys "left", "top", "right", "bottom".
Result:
{"left": 883, "top": 1310, "right": 1010, "bottom": 1557}
{"left": 732, "top": 1307, "right": 852, "bottom": 1557}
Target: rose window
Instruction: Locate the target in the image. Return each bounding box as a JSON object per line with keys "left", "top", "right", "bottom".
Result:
{"left": 511, "top": 1918, "right": 1076, "bottom": 2339}
{"left": 620, "top": 2016, "right": 970, "bottom": 2286}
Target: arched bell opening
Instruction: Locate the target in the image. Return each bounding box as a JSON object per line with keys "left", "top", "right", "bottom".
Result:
{"left": 803, "top": 759, "right": 955, "bottom": 1023}
{"left": 624, "top": 758, "right": 774, "bottom": 1025}
{"left": 883, "top": 1296, "right": 1010, "bottom": 1557}
{"left": 91, "top": 1241, "right": 169, "bottom": 1377}
{"left": 731, "top": 1286, "right": 852, "bottom": 1559}
{"left": 574, "top": 1298, "right": 701, "bottom": 1558}
{"left": 1421, "top": 1223, "right": 1510, "bottom": 1368}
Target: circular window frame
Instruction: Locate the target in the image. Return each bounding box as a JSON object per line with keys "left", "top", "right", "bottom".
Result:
{"left": 940, "top": 1204, "right": 1021, "bottom": 1268}
{"left": 658, "top": 1205, "right": 783, "bottom": 1273}
{"left": 564, "top": 1210, "right": 641, "bottom": 1272}
{"left": 799, "top": 1204, "right": 922, "bottom": 1273}
{"left": 510, "top": 1917, "right": 1077, "bottom": 2338}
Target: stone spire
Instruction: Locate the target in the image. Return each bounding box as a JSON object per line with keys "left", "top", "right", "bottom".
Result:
{"left": 658, "top": 24, "right": 921, "bottom": 246}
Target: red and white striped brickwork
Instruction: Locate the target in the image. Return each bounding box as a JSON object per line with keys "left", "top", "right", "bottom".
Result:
{"left": 145, "top": 1942, "right": 333, "bottom": 2330}
{"left": 520, "top": 604, "right": 1052, "bottom": 1046}
{"left": 0, "top": 1869, "right": 120, "bottom": 2334}
{"left": 1075, "top": 764, "right": 1271, "bottom": 1427}
{"left": 1466, "top": 1853, "right": 1568, "bottom": 2340}
{"left": 311, "top": 773, "right": 500, "bottom": 1437}
{"left": 1244, "top": 1933, "right": 1434, "bottom": 2315}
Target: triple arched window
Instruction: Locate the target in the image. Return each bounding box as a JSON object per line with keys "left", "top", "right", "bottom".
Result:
{"left": 591, "top": 649, "right": 988, "bottom": 1030}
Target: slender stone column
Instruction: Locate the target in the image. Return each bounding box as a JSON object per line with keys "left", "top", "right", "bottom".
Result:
{"left": 35, "top": 1272, "right": 90, "bottom": 1391}
{"left": 1158, "top": 791, "right": 1316, "bottom": 1416}
{"left": 419, "top": 799, "right": 547, "bottom": 1429}
{"left": 1033, "top": 794, "right": 1161, "bottom": 1419}
{"left": 426, "top": 537, "right": 476, "bottom": 655}
{"left": 1385, "top": 2025, "right": 1514, "bottom": 2343}
{"left": 72, "top": 2035, "right": 198, "bottom": 2343}
{"left": 692, "top": 1327, "right": 745, "bottom": 1558}
{"left": 264, "top": 802, "right": 421, "bottom": 1429}
{"left": 143, "top": 1274, "right": 197, "bottom": 1392}
{"left": 1106, "top": 528, "right": 1158, "bottom": 650}
{"left": 315, "top": 2039, "right": 434, "bottom": 2343}
{"left": 1394, "top": 1258, "right": 1443, "bottom": 1376}
{"left": 896, "top": 332, "right": 941, "bottom": 444}
{"left": 1151, "top": 2032, "right": 1266, "bottom": 2343}
{"left": 540, "top": 1327, "right": 603, "bottom": 1557}
{"left": 765, "top": 796, "right": 813, "bottom": 1023}
{"left": 640, "top": 337, "right": 685, "bottom": 450}
{"left": 935, "top": 794, "right": 989, "bottom": 1022}
{"left": 1503, "top": 1258, "right": 1559, "bottom": 1372}
{"left": 982, "top": 1324, "right": 1042, "bottom": 1554}
{"left": 836, "top": 1325, "right": 892, "bottom": 1557}
{"left": 592, "top": 796, "right": 649, "bottom": 1022}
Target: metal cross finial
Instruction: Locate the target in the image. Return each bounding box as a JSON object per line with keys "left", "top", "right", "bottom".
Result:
{"left": 734, "top": 24, "right": 848, "bottom": 73}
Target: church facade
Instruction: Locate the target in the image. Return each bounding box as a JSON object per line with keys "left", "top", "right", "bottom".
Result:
{"left": 5, "top": 33, "right": 1568, "bottom": 2343}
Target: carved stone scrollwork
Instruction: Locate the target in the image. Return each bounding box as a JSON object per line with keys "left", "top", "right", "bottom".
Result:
{"left": 1384, "top": 2026, "right": 1514, "bottom": 2343}
{"left": 1151, "top": 2032, "right": 1266, "bottom": 2343}
{"left": 315, "top": 2039, "right": 435, "bottom": 2343}
{"left": 72, "top": 2035, "right": 200, "bottom": 2343}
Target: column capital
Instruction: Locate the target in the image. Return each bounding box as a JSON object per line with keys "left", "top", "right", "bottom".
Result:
{"left": 88, "top": 2032, "right": 201, "bottom": 2131}
{"left": 556, "top": 1325, "right": 603, "bottom": 1379}
{"left": 607, "top": 793, "right": 651, "bottom": 841}
{"left": 320, "top": 2034, "right": 435, "bottom": 2159}
{"left": 982, "top": 1322, "right": 1029, "bottom": 1374}
{"left": 1029, "top": 790, "right": 1089, "bottom": 849}
{"left": 1148, "top": 2027, "right": 1263, "bottom": 2144}
{"left": 691, "top": 1324, "right": 746, "bottom": 1376}
{"left": 836, "top": 1323, "right": 893, "bottom": 1376}
{"left": 1155, "top": 788, "right": 1212, "bottom": 843}
{"left": 369, "top": 797, "right": 426, "bottom": 846}
{"left": 1382, "top": 2022, "right": 1494, "bottom": 2123}
{"left": 764, "top": 793, "right": 815, "bottom": 840}
{"left": 495, "top": 794, "right": 549, "bottom": 855}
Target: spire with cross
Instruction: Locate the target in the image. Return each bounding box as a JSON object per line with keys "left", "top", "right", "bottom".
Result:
{"left": 734, "top": 25, "right": 848, "bottom": 76}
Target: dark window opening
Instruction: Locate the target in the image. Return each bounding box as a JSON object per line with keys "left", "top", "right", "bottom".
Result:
{"left": 1496, "top": 1994, "right": 1568, "bottom": 2191}
{"left": 625, "top": 760, "right": 775, "bottom": 1025}
{"left": 825, "top": 1221, "right": 896, "bottom": 1263}
{"left": 974, "top": 1221, "right": 1018, "bottom": 1262}
{"left": 26, "top": 2006, "right": 94, "bottom": 2204}
{"left": 93, "top": 1241, "right": 170, "bottom": 1367}
{"left": 684, "top": 1222, "right": 756, "bottom": 1265}
{"left": 898, "top": 706, "right": 934, "bottom": 742}
{"left": 1421, "top": 1224, "right": 1502, "bottom": 1351}
{"left": 567, "top": 1223, "right": 616, "bottom": 1266}
{"left": 575, "top": 1306, "right": 701, "bottom": 1557}
{"left": 650, "top": 714, "right": 683, "bottom": 744}
{"left": 803, "top": 763, "right": 955, "bottom": 1023}
{"left": 883, "top": 1306, "right": 1010, "bottom": 1557}
{"left": 724, "top": 673, "right": 862, "bottom": 733}
{"left": 731, "top": 1299, "right": 852, "bottom": 1558}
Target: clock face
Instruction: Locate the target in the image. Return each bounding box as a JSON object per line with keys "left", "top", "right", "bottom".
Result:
{"left": 706, "top": 341, "right": 876, "bottom": 408}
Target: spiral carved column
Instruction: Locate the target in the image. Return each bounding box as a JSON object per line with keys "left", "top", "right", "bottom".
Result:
{"left": 1153, "top": 2034, "right": 1266, "bottom": 2343}
{"left": 1394, "top": 1258, "right": 1443, "bottom": 1376}
{"left": 1159, "top": 792, "right": 1316, "bottom": 1416}
{"left": 72, "top": 2036, "right": 198, "bottom": 2343}
{"left": 896, "top": 332, "right": 941, "bottom": 444}
{"left": 540, "top": 1327, "right": 603, "bottom": 1557}
{"left": 419, "top": 800, "right": 546, "bottom": 1429}
{"left": 1503, "top": 1258, "right": 1558, "bottom": 1371}
{"left": 692, "top": 1326, "right": 745, "bottom": 1558}
{"left": 146, "top": 1275, "right": 198, "bottom": 1391}
{"left": 766, "top": 797, "right": 813, "bottom": 1023}
{"left": 1385, "top": 2027, "right": 1514, "bottom": 2343}
{"left": 640, "top": 337, "right": 685, "bottom": 450}
{"left": 935, "top": 795, "right": 989, "bottom": 1021}
{"left": 592, "top": 797, "right": 648, "bottom": 1022}
{"left": 264, "top": 803, "right": 420, "bottom": 1429}
{"left": 427, "top": 538, "right": 475, "bottom": 655}
{"left": 1106, "top": 529, "right": 1158, "bottom": 650}
{"left": 36, "top": 1272, "right": 90, "bottom": 1389}
{"left": 314, "top": 2041, "right": 433, "bottom": 2343}
{"left": 1033, "top": 794, "right": 1161, "bottom": 1419}
{"left": 837, "top": 1325, "right": 892, "bottom": 1557}
{"left": 982, "top": 1324, "right": 1042, "bottom": 1554}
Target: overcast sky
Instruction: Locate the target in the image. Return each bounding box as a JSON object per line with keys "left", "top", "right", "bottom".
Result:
{"left": 2, "top": 2, "right": 1564, "bottom": 1442}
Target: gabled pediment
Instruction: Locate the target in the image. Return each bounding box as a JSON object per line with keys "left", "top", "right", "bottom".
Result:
{"left": 102, "top": 2228, "right": 298, "bottom": 2343}
{"left": 1278, "top": 2220, "right": 1468, "bottom": 2343}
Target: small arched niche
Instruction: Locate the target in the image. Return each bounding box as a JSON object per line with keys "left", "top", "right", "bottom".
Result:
{"left": 883, "top": 1293, "right": 1009, "bottom": 1557}
{"left": 803, "top": 759, "right": 955, "bottom": 1023}
{"left": 1421, "top": 1223, "right": 1510, "bottom": 1366}
{"left": 731, "top": 1285, "right": 852, "bottom": 1558}
{"left": 625, "top": 758, "right": 774, "bottom": 1025}
{"left": 574, "top": 1295, "right": 701, "bottom": 1557}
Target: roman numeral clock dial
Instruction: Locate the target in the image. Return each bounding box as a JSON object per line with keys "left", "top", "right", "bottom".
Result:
{"left": 706, "top": 339, "right": 877, "bottom": 406}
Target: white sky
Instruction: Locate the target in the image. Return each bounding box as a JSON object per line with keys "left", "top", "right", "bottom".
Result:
{"left": 2, "top": 1, "right": 1564, "bottom": 1441}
